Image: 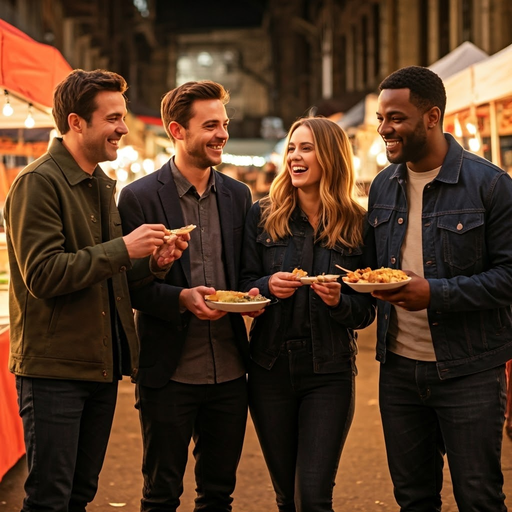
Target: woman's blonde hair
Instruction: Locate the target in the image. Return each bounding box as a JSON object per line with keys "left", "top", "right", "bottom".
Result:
{"left": 260, "top": 117, "right": 365, "bottom": 249}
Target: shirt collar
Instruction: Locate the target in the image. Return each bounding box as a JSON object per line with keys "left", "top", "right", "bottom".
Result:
{"left": 169, "top": 156, "right": 216, "bottom": 198}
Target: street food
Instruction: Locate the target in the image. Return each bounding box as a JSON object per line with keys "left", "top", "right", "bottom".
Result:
{"left": 205, "top": 290, "right": 267, "bottom": 303}
{"left": 292, "top": 268, "right": 308, "bottom": 279}
{"left": 167, "top": 224, "right": 197, "bottom": 235}
{"left": 343, "top": 267, "right": 408, "bottom": 284}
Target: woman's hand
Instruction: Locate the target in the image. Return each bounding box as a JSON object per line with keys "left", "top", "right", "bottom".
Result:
{"left": 312, "top": 281, "right": 341, "bottom": 307}
{"left": 268, "top": 272, "right": 303, "bottom": 299}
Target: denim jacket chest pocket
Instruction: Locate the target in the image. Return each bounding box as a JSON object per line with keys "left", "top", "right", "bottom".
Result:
{"left": 437, "top": 212, "right": 484, "bottom": 273}
{"left": 368, "top": 208, "right": 398, "bottom": 266}
{"left": 256, "top": 232, "right": 289, "bottom": 274}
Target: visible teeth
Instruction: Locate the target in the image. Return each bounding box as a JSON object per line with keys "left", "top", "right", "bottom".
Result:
{"left": 385, "top": 141, "right": 399, "bottom": 148}
{"left": 210, "top": 145, "right": 223, "bottom": 149}
{"left": 292, "top": 166, "right": 307, "bottom": 172}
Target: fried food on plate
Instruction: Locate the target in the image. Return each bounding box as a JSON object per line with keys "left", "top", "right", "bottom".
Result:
{"left": 205, "top": 290, "right": 267, "bottom": 303}
{"left": 344, "top": 267, "right": 408, "bottom": 284}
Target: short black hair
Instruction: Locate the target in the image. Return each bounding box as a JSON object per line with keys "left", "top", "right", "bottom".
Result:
{"left": 379, "top": 66, "right": 446, "bottom": 123}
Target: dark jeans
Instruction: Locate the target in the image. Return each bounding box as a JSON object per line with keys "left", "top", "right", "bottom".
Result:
{"left": 379, "top": 351, "right": 507, "bottom": 512}
{"left": 248, "top": 340, "right": 355, "bottom": 512}
{"left": 137, "top": 376, "right": 248, "bottom": 512}
{"left": 16, "top": 376, "right": 118, "bottom": 512}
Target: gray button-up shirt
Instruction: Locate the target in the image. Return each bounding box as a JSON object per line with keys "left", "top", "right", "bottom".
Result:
{"left": 169, "top": 158, "right": 245, "bottom": 384}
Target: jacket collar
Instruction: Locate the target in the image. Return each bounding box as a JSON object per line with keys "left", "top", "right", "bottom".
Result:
{"left": 47, "top": 137, "right": 115, "bottom": 187}
{"left": 389, "top": 133, "right": 464, "bottom": 185}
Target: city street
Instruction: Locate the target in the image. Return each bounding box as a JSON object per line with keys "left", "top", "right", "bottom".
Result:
{"left": 1, "top": 322, "right": 512, "bottom": 510}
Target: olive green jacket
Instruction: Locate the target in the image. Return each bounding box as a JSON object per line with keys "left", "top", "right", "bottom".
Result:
{"left": 4, "top": 138, "right": 139, "bottom": 382}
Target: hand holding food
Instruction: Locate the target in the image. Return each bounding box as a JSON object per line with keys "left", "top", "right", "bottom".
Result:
{"left": 269, "top": 271, "right": 303, "bottom": 299}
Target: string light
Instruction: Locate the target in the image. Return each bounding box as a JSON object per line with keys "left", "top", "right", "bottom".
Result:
{"left": 24, "top": 104, "right": 35, "bottom": 128}
{"left": 2, "top": 90, "right": 13, "bottom": 117}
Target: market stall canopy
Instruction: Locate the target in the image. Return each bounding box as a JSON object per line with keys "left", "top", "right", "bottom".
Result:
{"left": 444, "top": 43, "right": 512, "bottom": 115}
{"left": 337, "top": 94, "right": 378, "bottom": 131}
{"left": 0, "top": 19, "right": 72, "bottom": 128}
{"left": 428, "top": 41, "right": 488, "bottom": 80}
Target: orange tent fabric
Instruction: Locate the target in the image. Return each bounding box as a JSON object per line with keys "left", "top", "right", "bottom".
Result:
{"left": 0, "top": 19, "right": 72, "bottom": 109}
{"left": 0, "top": 327, "right": 24, "bottom": 481}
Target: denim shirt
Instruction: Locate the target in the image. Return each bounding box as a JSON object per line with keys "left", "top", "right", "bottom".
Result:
{"left": 240, "top": 202, "right": 376, "bottom": 373}
{"left": 368, "top": 133, "right": 512, "bottom": 379}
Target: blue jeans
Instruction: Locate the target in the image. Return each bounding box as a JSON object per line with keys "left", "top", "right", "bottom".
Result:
{"left": 248, "top": 340, "right": 355, "bottom": 512}
{"left": 379, "top": 351, "right": 507, "bottom": 512}
{"left": 137, "top": 376, "right": 248, "bottom": 512}
{"left": 16, "top": 376, "right": 118, "bottom": 512}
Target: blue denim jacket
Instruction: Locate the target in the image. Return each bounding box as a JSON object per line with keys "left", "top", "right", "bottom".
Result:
{"left": 240, "top": 202, "right": 376, "bottom": 373}
{"left": 368, "top": 134, "right": 512, "bottom": 379}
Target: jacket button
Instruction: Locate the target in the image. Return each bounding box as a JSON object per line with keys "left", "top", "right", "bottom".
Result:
{"left": 390, "top": 257, "right": 396, "bottom": 264}
{"left": 88, "top": 182, "right": 93, "bottom": 188}
{"left": 90, "top": 215, "right": 97, "bottom": 223}
{"left": 397, "top": 218, "right": 404, "bottom": 224}
{"left": 102, "top": 370, "right": 108, "bottom": 377}
{"left": 116, "top": 296, "right": 122, "bottom": 301}
{"left": 266, "top": 238, "right": 271, "bottom": 243}
{"left": 101, "top": 311, "right": 106, "bottom": 316}
{"left": 373, "top": 218, "right": 378, "bottom": 226}
{"left": 119, "top": 266, "right": 127, "bottom": 272}
{"left": 457, "top": 223, "right": 463, "bottom": 230}
{"left": 426, "top": 260, "right": 433, "bottom": 265}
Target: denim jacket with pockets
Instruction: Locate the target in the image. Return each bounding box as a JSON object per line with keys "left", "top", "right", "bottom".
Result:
{"left": 368, "top": 133, "right": 512, "bottom": 379}
{"left": 240, "top": 201, "right": 376, "bottom": 373}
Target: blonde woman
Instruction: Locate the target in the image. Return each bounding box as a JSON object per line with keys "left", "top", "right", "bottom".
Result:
{"left": 240, "top": 117, "right": 376, "bottom": 511}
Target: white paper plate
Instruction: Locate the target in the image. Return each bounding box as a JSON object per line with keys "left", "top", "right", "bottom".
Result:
{"left": 342, "top": 277, "right": 411, "bottom": 293}
{"left": 205, "top": 299, "right": 271, "bottom": 313}
{"left": 300, "top": 274, "right": 341, "bottom": 285}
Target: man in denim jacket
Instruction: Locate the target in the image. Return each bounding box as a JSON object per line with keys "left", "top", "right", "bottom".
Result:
{"left": 368, "top": 65, "right": 512, "bottom": 511}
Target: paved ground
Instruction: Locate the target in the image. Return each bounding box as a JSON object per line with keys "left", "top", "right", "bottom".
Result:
{"left": 2, "top": 322, "right": 512, "bottom": 510}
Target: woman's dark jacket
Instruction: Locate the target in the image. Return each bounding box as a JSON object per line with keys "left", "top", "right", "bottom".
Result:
{"left": 240, "top": 201, "right": 376, "bottom": 373}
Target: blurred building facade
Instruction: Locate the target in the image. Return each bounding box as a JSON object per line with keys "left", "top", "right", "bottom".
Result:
{"left": 1, "top": 0, "right": 511, "bottom": 165}
{"left": 2, "top": 0, "right": 511, "bottom": 131}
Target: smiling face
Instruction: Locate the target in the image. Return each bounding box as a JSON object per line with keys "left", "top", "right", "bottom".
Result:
{"left": 174, "top": 98, "right": 229, "bottom": 171}
{"left": 79, "top": 90, "right": 128, "bottom": 169}
{"left": 286, "top": 125, "right": 322, "bottom": 192}
{"left": 376, "top": 88, "right": 430, "bottom": 167}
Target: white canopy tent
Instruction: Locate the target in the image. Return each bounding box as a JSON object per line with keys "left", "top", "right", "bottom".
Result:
{"left": 444, "top": 43, "right": 512, "bottom": 115}
{"left": 443, "top": 43, "right": 512, "bottom": 165}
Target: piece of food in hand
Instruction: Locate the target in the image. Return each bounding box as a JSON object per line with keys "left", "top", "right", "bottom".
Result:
{"left": 167, "top": 224, "right": 197, "bottom": 236}
{"left": 291, "top": 268, "right": 308, "bottom": 279}
{"left": 343, "top": 267, "right": 408, "bottom": 284}
{"left": 315, "top": 273, "right": 340, "bottom": 283}
{"left": 205, "top": 290, "right": 267, "bottom": 303}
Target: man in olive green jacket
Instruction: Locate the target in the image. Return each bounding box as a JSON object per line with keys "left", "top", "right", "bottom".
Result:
{"left": 3, "top": 69, "right": 185, "bottom": 512}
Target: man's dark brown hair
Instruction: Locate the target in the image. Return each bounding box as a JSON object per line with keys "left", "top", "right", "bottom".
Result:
{"left": 161, "top": 80, "right": 230, "bottom": 141}
{"left": 52, "top": 69, "right": 128, "bottom": 135}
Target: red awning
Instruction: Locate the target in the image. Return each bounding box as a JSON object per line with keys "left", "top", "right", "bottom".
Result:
{"left": 0, "top": 19, "right": 72, "bottom": 110}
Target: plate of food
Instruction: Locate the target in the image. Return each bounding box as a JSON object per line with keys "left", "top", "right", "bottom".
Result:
{"left": 300, "top": 274, "right": 341, "bottom": 285}
{"left": 205, "top": 290, "right": 271, "bottom": 313}
{"left": 342, "top": 267, "right": 411, "bottom": 293}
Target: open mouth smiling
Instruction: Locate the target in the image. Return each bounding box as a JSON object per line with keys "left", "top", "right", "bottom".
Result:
{"left": 292, "top": 166, "right": 308, "bottom": 174}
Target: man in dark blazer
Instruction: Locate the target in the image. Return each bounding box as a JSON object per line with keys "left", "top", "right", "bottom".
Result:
{"left": 118, "top": 80, "right": 255, "bottom": 512}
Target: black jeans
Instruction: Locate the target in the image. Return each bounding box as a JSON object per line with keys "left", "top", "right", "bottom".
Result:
{"left": 137, "top": 376, "right": 248, "bottom": 512}
{"left": 380, "top": 351, "right": 507, "bottom": 512}
{"left": 248, "top": 340, "right": 355, "bottom": 512}
{"left": 16, "top": 376, "right": 118, "bottom": 512}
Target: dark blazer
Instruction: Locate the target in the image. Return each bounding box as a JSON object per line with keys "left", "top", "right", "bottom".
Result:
{"left": 118, "top": 160, "right": 253, "bottom": 388}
